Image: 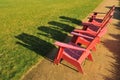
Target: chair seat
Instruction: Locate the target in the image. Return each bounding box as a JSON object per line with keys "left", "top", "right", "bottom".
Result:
{"left": 63, "top": 42, "right": 84, "bottom": 60}
{"left": 82, "top": 22, "right": 100, "bottom": 31}
{"left": 87, "top": 25, "right": 99, "bottom": 32}
{"left": 64, "top": 48, "right": 83, "bottom": 60}
{"left": 93, "top": 18, "right": 103, "bottom": 23}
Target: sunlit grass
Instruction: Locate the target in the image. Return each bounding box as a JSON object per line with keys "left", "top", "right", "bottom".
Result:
{"left": 0, "top": 0, "right": 102, "bottom": 80}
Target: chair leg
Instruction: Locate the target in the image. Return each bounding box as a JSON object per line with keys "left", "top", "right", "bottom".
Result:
{"left": 54, "top": 47, "right": 63, "bottom": 65}
{"left": 87, "top": 54, "right": 93, "bottom": 61}
{"left": 54, "top": 58, "right": 61, "bottom": 65}
{"left": 92, "top": 46, "right": 96, "bottom": 51}
{"left": 97, "top": 38, "right": 100, "bottom": 44}
{"left": 71, "top": 35, "right": 78, "bottom": 43}
{"left": 77, "top": 65, "right": 84, "bottom": 74}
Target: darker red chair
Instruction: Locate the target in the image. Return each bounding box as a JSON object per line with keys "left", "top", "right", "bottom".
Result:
{"left": 82, "top": 5, "right": 115, "bottom": 30}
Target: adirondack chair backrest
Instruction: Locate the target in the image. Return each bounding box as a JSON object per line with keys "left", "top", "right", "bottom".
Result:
{"left": 87, "top": 7, "right": 114, "bottom": 34}
{"left": 89, "top": 10, "right": 113, "bottom": 36}
{"left": 90, "top": 14, "right": 113, "bottom": 47}
{"left": 102, "top": 5, "right": 115, "bottom": 22}
{"left": 89, "top": 5, "right": 115, "bottom": 22}
{"left": 96, "top": 13, "right": 113, "bottom": 35}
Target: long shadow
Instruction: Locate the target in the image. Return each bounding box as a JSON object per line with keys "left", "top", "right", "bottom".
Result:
{"left": 15, "top": 33, "right": 56, "bottom": 60}
{"left": 37, "top": 26, "right": 67, "bottom": 41}
{"left": 106, "top": 6, "right": 120, "bottom": 28}
{"left": 102, "top": 34, "right": 120, "bottom": 80}
{"left": 59, "top": 16, "right": 82, "bottom": 25}
{"left": 48, "top": 21, "right": 74, "bottom": 32}
{"left": 113, "top": 7, "right": 120, "bottom": 20}
{"left": 113, "top": 6, "right": 120, "bottom": 28}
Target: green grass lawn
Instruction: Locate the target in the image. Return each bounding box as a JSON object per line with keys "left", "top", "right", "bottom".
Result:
{"left": 0, "top": 0, "right": 102, "bottom": 80}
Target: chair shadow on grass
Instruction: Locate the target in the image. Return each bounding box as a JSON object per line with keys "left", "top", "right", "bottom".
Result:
{"left": 15, "top": 16, "right": 84, "bottom": 72}
{"left": 15, "top": 33, "right": 56, "bottom": 61}
{"left": 59, "top": 16, "right": 82, "bottom": 25}
{"left": 37, "top": 26, "right": 67, "bottom": 42}
{"left": 36, "top": 21, "right": 75, "bottom": 60}
{"left": 15, "top": 16, "right": 82, "bottom": 62}
{"left": 38, "top": 16, "right": 83, "bottom": 42}
{"left": 48, "top": 21, "right": 75, "bottom": 32}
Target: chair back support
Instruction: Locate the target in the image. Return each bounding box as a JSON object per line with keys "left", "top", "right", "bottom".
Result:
{"left": 97, "top": 13, "right": 113, "bottom": 37}
{"left": 102, "top": 5, "right": 115, "bottom": 22}
{"left": 89, "top": 5, "right": 115, "bottom": 22}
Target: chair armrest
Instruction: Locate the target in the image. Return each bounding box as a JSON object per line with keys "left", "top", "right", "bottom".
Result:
{"left": 82, "top": 22, "right": 93, "bottom": 26}
{"left": 71, "top": 32, "right": 94, "bottom": 40}
{"left": 55, "top": 41, "right": 86, "bottom": 51}
{"left": 83, "top": 21, "right": 101, "bottom": 27}
{"left": 74, "top": 29, "right": 97, "bottom": 36}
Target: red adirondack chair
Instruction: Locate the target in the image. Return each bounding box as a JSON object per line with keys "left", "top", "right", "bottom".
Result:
{"left": 89, "top": 5, "right": 115, "bottom": 23}
{"left": 71, "top": 26, "right": 107, "bottom": 51}
{"left": 82, "top": 5, "right": 115, "bottom": 30}
{"left": 54, "top": 30, "right": 103, "bottom": 73}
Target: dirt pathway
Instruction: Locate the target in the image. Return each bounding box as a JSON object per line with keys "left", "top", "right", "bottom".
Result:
{"left": 21, "top": 0, "right": 120, "bottom": 80}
